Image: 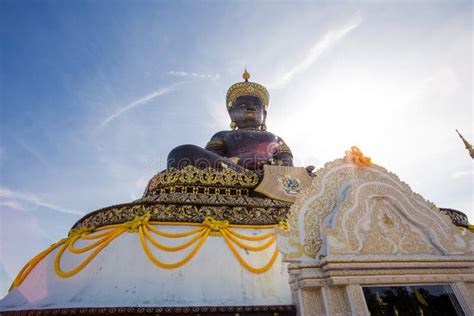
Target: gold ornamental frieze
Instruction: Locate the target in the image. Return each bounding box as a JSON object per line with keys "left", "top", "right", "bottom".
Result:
{"left": 140, "top": 192, "right": 292, "bottom": 208}
{"left": 72, "top": 202, "right": 291, "bottom": 230}
{"left": 143, "top": 166, "right": 259, "bottom": 198}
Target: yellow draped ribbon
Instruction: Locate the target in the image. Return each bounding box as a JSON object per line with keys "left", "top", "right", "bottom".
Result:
{"left": 9, "top": 214, "right": 286, "bottom": 291}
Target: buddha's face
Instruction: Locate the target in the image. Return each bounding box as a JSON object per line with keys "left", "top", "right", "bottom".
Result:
{"left": 229, "top": 95, "right": 265, "bottom": 129}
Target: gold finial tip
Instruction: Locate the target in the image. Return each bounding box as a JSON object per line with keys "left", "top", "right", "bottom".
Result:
{"left": 243, "top": 69, "right": 250, "bottom": 82}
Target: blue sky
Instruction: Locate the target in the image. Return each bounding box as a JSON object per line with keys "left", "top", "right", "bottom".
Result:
{"left": 0, "top": 0, "right": 472, "bottom": 298}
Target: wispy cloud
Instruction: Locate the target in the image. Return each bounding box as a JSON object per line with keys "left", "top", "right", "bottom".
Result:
{"left": 99, "top": 85, "right": 178, "bottom": 128}
{"left": 168, "top": 70, "right": 219, "bottom": 80}
{"left": 452, "top": 170, "right": 474, "bottom": 179}
{"left": 271, "top": 13, "right": 362, "bottom": 88}
{"left": 15, "top": 139, "right": 52, "bottom": 169}
{"left": 0, "top": 187, "right": 83, "bottom": 215}
{"left": 0, "top": 200, "right": 25, "bottom": 211}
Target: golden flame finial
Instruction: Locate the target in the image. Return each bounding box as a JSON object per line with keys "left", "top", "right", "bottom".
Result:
{"left": 243, "top": 69, "right": 250, "bottom": 82}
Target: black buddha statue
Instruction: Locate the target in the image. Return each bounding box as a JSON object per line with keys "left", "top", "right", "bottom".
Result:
{"left": 167, "top": 71, "right": 293, "bottom": 176}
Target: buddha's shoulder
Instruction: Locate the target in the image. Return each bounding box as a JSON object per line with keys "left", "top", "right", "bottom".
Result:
{"left": 209, "top": 130, "right": 231, "bottom": 140}
{"left": 210, "top": 130, "right": 279, "bottom": 140}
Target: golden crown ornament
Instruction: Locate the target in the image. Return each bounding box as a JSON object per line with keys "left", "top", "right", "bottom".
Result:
{"left": 226, "top": 70, "right": 270, "bottom": 111}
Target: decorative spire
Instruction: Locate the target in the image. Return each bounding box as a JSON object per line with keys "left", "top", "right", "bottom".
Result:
{"left": 243, "top": 69, "right": 250, "bottom": 82}
{"left": 456, "top": 129, "right": 474, "bottom": 159}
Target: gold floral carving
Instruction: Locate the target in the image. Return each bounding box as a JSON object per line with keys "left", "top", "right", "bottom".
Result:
{"left": 143, "top": 166, "right": 259, "bottom": 198}
{"left": 72, "top": 203, "right": 290, "bottom": 229}
{"left": 359, "top": 200, "right": 436, "bottom": 255}
{"left": 139, "top": 192, "right": 291, "bottom": 208}
{"left": 277, "top": 160, "right": 354, "bottom": 260}
{"left": 277, "top": 158, "right": 473, "bottom": 262}
{"left": 325, "top": 173, "right": 467, "bottom": 256}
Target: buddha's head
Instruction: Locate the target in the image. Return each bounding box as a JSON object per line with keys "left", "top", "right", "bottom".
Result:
{"left": 228, "top": 95, "right": 264, "bottom": 129}
{"left": 226, "top": 70, "right": 269, "bottom": 131}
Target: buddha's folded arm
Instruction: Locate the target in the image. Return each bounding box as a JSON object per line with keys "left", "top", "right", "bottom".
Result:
{"left": 205, "top": 131, "right": 227, "bottom": 156}
{"left": 273, "top": 137, "right": 293, "bottom": 166}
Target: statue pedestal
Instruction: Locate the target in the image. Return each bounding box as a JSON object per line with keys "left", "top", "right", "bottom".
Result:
{"left": 1, "top": 166, "right": 297, "bottom": 315}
